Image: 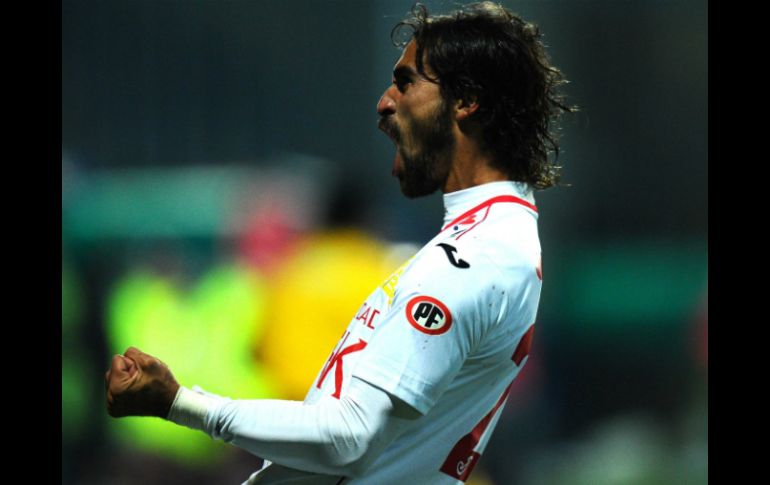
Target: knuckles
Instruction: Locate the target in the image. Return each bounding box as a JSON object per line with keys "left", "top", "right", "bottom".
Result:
{"left": 104, "top": 347, "right": 177, "bottom": 419}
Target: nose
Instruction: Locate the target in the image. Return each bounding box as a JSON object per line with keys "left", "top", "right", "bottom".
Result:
{"left": 376, "top": 86, "right": 396, "bottom": 116}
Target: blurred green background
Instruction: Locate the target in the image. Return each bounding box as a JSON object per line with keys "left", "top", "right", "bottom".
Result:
{"left": 62, "top": 0, "right": 707, "bottom": 484}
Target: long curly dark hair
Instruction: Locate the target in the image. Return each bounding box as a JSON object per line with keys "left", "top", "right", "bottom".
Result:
{"left": 392, "top": 2, "right": 573, "bottom": 189}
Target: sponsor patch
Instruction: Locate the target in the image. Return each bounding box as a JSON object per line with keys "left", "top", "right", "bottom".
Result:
{"left": 406, "top": 296, "right": 452, "bottom": 335}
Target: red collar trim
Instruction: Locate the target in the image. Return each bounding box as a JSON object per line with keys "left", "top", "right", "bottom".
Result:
{"left": 442, "top": 195, "right": 538, "bottom": 232}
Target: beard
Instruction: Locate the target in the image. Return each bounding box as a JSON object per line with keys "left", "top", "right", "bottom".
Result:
{"left": 383, "top": 99, "right": 456, "bottom": 199}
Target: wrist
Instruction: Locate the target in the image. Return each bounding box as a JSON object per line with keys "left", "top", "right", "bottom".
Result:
{"left": 161, "top": 381, "right": 181, "bottom": 417}
{"left": 166, "top": 385, "right": 221, "bottom": 431}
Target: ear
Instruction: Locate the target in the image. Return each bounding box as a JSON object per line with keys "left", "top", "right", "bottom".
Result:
{"left": 454, "top": 96, "right": 479, "bottom": 121}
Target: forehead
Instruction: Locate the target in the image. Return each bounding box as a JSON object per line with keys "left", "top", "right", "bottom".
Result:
{"left": 393, "top": 39, "right": 435, "bottom": 78}
{"left": 394, "top": 40, "right": 418, "bottom": 69}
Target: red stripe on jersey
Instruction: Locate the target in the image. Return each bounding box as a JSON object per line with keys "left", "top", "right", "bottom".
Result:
{"left": 512, "top": 325, "right": 535, "bottom": 366}
{"left": 442, "top": 195, "right": 538, "bottom": 233}
{"left": 454, "top": 204, "right": 493, "bottom": 241}
{"left": 439, "top": 381, "right": 514, "bottom": 482}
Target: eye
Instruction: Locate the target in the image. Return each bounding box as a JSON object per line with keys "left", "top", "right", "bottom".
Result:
{"left": 394, "top": 76, "right": 412, "bottom": 93}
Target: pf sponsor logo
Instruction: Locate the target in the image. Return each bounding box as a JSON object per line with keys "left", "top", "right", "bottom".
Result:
{"left": 406, "top": 296, "right": 452, "bottom": 335}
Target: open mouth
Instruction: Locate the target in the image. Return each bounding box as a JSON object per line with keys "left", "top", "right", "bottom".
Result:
{"left": 378, "top": 118, "right": 403, "bottom": 178}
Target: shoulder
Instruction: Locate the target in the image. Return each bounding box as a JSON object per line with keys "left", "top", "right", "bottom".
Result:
{"left": 394, "top": 234, "right": 525, "bottom": 322}
{"left": 443, "top": 204, "right": 540, "bottom": 277}
{"left": 400, "top": 236, "right": 501, "bottom": 297}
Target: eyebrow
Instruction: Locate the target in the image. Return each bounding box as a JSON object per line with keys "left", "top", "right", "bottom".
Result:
{"left": 393, "top": 66, "right": 418, "bottom": 79}
{"left": 394, "top": 64, "right": 439, "bottom": 85}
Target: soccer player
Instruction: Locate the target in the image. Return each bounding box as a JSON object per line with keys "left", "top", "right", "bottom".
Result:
{"left": 105, "top": 2, "right": 572, "bottom": 483}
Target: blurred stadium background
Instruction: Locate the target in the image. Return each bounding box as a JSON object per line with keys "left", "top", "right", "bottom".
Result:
{"left": 62, "top": 0, "right": 707, "bottom": 484}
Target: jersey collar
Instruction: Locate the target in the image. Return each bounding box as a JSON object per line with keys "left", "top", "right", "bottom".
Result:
{"left": 442, "top": 181, "right": 537, "bottom": 230}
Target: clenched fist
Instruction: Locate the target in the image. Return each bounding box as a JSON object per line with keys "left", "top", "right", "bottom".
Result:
{"left": 105, "top": 347, "right": 181, "bottom": 418}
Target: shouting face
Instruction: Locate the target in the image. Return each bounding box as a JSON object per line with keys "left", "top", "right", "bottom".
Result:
{"left": 377, "top": 41, "right": 456, "bottom": 198}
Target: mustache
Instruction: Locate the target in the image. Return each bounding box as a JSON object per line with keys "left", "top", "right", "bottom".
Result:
{"left": 378, "top": 116, "right": 401, "bottom": 142}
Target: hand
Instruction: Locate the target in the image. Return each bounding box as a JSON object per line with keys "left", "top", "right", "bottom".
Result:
{"left": 105, "top": 347, "right": 181, "bottom": 418}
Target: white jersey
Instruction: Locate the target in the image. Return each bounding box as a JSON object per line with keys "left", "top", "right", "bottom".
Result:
{"left": 250, "top": 180, "right": 542, "bottom": 484}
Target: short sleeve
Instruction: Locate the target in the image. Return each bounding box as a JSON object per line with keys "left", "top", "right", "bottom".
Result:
{"left": 350, "top": 245, "right": 500, "bottom": 415}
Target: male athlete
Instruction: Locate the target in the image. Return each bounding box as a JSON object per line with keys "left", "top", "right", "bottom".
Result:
{"left": 105, "top": 2, "right": 571, "bottom": 483}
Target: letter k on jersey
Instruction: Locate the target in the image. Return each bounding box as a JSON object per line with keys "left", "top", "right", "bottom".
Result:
{"left": 316, "top": 331, "right": 368, "bottom": 398}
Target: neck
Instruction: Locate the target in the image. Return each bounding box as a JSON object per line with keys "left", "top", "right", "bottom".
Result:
{"left": 442, "top": 131, "right": 508, "bottom": 193}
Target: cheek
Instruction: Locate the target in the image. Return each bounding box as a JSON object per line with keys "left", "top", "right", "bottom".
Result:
{"left": 398, "top": 119, "right": 423, "bottom": 156}
{"left": 397, "top": 106, "right": 426, "bottom": 143}
{"left": 395, "top": 112, "right": 416, "bottom": 145}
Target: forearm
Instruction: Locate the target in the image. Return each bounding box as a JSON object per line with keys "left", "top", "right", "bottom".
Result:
{"left": 167, "top": 378, "right": 394, "bottom": 476}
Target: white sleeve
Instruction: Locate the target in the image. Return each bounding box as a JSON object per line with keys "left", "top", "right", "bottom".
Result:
{"left": 166, "top": 377, "right": 400, "bottom": 477}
